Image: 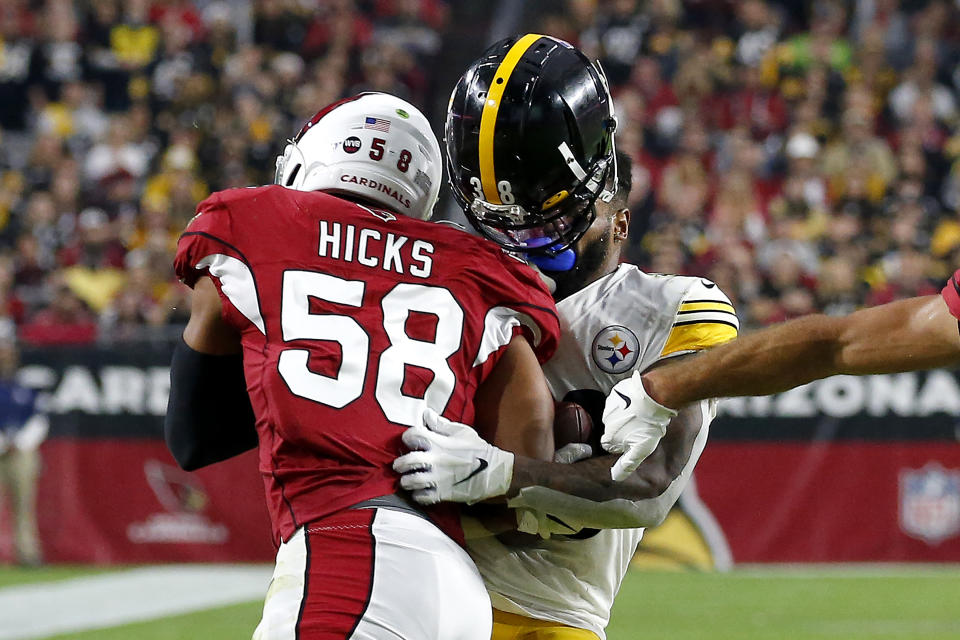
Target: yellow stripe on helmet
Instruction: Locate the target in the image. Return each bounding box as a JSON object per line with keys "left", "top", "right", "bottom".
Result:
{"left": 478, "top": 33, "right": 544, "bottom": 204}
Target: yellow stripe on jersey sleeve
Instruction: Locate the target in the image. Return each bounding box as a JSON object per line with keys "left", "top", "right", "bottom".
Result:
{"left": 678, "top": 301, "right": 736, "bottom": 314}
{"left": 660, "top": 321, "right": 738, "bottom": 357}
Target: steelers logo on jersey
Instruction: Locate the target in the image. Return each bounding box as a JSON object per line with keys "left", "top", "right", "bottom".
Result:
{"left": 592, "top": 325, "right": 640, "bottom": 374}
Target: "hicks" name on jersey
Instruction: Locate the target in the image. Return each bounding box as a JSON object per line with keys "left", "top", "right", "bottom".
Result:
{"left": 318, "top": 221, "right": 434, "bottom": 279}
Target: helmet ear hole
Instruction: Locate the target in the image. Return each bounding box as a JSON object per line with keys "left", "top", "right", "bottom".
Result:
{"left": 286, "top": 164, "right": 301, "bottom": 187}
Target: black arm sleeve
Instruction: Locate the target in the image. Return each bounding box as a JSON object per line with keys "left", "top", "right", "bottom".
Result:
{"left": 165, "top": 338, "right": 258, "bottom": 471}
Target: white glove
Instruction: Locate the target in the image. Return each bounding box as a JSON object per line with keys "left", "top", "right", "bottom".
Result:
{"left": 393, "top": 408, "right": 514, "bottom": 506}
{"left": 601, "top": 370, "right": 678, "bottom": 482}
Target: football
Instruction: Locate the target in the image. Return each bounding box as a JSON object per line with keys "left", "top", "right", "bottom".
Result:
{"left": 553, "top": 401, "right": 593, "bottom": 448}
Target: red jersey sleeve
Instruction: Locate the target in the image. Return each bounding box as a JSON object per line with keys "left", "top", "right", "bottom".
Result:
{"left": 477, "top": 250, "right": 560, "bottom": 366}
{"left": 174, "top": 192, "right": 245, "bottom": 288}
{"left": 173, "top": 190, "right": 268, "bottom": 336}
{"left": 941, "top": 269, "right": 960, "bottom": 320}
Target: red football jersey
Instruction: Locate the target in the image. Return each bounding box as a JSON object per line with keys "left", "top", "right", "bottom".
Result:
{"left": 942, "top": 269, "right": 960, "bottom": 319}
{"left": 174, "top": 186, "right": 559, "bottom": 545}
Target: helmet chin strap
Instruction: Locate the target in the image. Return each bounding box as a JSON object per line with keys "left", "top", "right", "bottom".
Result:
{"left": 275, "top": 142, "right": 306, "bottom": 188}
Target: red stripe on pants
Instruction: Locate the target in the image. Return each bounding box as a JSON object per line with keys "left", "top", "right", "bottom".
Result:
{"left": 298, "top": 508, "right": 377, "bottom": 639}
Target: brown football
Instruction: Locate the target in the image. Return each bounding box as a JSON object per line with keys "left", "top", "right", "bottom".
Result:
{"left": 553, "top": 401, "right": 593, "bottom": 448}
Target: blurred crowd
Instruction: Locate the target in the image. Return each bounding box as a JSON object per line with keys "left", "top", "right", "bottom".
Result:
{"left": 3, "top": 1, "right": 960, "bottom": 343}
{"left": 0, "top": 0, "right": 447, "bottom": 343}
{"left": 535, "top": 0, "right": 960, "bottom": 327}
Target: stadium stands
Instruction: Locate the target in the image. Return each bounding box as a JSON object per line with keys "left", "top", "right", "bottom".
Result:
{"left": 1, "top": 0, "right": 959, "bottom": 342}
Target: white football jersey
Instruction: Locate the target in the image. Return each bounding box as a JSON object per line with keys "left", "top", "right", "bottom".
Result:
{"left": 466, "top": 264, "right": 738, "bottom": 638}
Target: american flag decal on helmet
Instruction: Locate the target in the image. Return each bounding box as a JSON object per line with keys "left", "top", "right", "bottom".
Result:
{"left": 364, "top": 117, "right": 390, "bottom": 132}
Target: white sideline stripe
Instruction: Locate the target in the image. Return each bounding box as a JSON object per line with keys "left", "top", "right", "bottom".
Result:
{"left": 0, "top": 564, "right": 272, "bottom": 640}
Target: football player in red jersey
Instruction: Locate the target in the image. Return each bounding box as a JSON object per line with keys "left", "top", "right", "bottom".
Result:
{"left": 599, "top": 277, "right": 960, "bottom": 479}
{"left": 165, "top": 93, "right": 561, "bottom": 640}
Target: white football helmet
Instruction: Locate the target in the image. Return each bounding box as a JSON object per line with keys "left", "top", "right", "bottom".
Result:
{"left": 275, "top": 92, "right": 442, "bottom": 220}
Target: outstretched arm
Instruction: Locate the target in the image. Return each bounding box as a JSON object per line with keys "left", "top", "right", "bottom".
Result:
{"left": 600, "top": 287, "right": 960, "bottom": 483}
{"left": 643, "top": 295, "right": 960, "bottom": 409}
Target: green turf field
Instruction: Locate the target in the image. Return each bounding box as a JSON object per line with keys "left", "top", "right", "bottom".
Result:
{"left": 3, "top": 565, "right": 959, "bottom": 639}
{"left": 606, "top": 566, "right": 960, "bottom": 639}
{"left": 45, "top": 601, "right": 263, "bottom": 640}
{"left": 0, "top": 565, "right": 113, "bottom": 589}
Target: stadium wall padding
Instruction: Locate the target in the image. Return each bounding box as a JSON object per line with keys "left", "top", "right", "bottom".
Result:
{"left": 0, "top": 344, "right": 275, "bottom": 564}
{"left": 699, "top": 370, "right": 960, "bottom": 563}
{"left": 1, "top": 346, "right": 958, "bottom": 564}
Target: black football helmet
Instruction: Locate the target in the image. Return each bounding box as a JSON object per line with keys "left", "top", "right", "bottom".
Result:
{"left": 446, "top": 34, "right": 618, "bottom": 256}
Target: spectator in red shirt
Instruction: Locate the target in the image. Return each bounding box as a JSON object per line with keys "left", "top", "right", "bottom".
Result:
{"left": 20, "top": 275, "right": 97, "bottom": 345}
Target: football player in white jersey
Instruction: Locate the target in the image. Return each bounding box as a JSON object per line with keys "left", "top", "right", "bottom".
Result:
{"left": 394, "top": 35, "right": 737, "bottom": 640}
